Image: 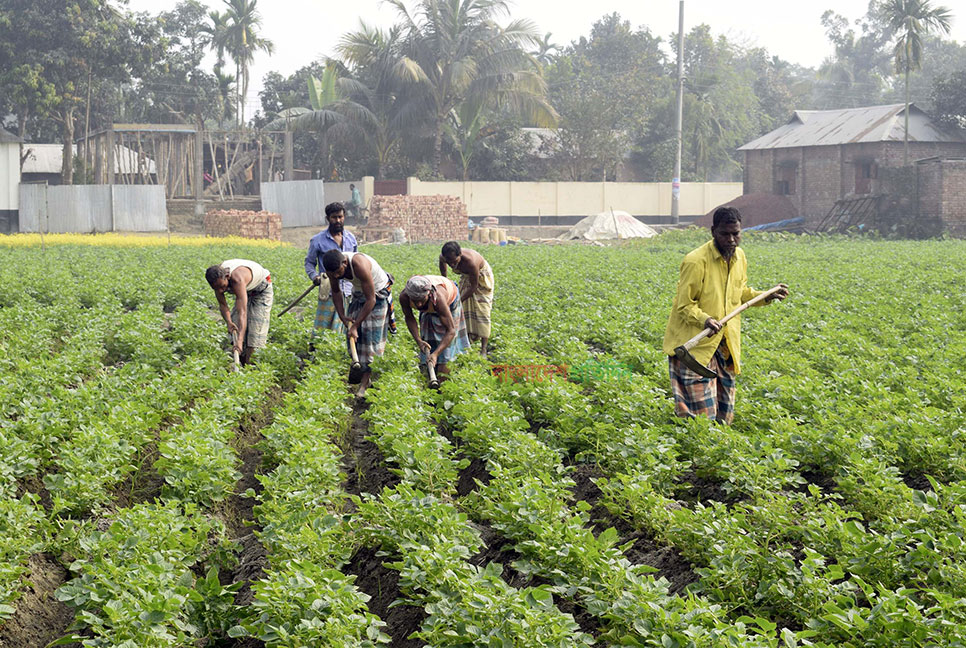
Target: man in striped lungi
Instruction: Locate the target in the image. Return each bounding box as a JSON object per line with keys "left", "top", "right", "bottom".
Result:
{"left": 439, "top": 241, "right": 494, "bottom": 357}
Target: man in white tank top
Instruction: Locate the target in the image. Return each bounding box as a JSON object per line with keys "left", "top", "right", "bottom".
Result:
{"left": 205, "top": 259, "right": 274, "bottom": 365}
{"left": 321, "top": 249, "right": 394, "bottom": 397}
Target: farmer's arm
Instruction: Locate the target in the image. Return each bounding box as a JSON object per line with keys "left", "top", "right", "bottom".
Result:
{"left": 428, "top": 297, "right": 457, "bottom": 365}
{"left": 739, "top": 257, "right": 788, "bottom": 304}
{"left": 460, "top": 263, "right": 479, "bottom": 303}
{"left": 229, "top": 276, "right": 248, "bottom": 349}
{"left": 305, "top": 239, "right": 320, "bottom": 282}
{"left": 400, "top": 294, "right": 430, "bottom": 356}
{"left": 215, "top": 290, "right": 234, "bottom": 332}
{"left": 330, "top": 275, "right": 347, "bottom": 322}
{"left": 347, "top": 258, "right": 376, "bottom": 340}
{"left": 438, "top": 255, "right": 448, "bottom": 277}
{"left": 674, "top": 258, "right": 711, "bottom": 328}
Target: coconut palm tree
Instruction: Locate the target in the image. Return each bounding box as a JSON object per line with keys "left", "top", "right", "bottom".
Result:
{"left": 221, "top": 0, "right": 274, "bottom": 126}
{"left": 386, "top": 0, "right": 557, "bottom": 175}
{"left": 200, "top": 10, "right": 231, "bottom": 73}
{"left": 882, "top": 0, "right": 952, "bottom": 164}
{"left": 337, "top": 23, "right": 424, "bottom": 178}
{"left": 531, "top": 32, "right": 560, "bottom": 67}
{"left": 262, "top": 64, "right": 373, "bottom": 179}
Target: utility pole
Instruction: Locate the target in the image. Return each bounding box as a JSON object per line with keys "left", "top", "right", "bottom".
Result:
{"left": 671, "top": 0, "right": 685, "bottom": 225}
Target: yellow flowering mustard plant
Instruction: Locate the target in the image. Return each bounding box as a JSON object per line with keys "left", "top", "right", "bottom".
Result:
{"left": 0, "top": 232, "right": 289, "bottom": 248}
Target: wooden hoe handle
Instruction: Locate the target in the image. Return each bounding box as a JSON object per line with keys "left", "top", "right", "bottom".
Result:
{"left": 681, "top": 284, "right": 785, "bottom": 352}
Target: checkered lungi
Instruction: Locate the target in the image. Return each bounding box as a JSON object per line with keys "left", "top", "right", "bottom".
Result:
{"left": 346, "top": 285, "right": 391, "bottom": 365}
{"left": 459, "top": 260, "right": 494, "bottom": 340}
{"left": 419, "top": 289, "right": 471, "bottom": 366}
{"left": 668, "top": 343, "right": 736, "bottom": 425}
{"left": 231, "top": 279, "right": 274, "bottom": 349}
{"left": 313, "top": 285, "right": 349, "bottom": 335}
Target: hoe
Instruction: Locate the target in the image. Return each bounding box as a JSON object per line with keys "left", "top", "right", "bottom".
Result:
{"left": 674, "top": 284, "right": 784, "bottom": 379}
{"left": 347, "top": 336, "right": 365, "bottom": 384}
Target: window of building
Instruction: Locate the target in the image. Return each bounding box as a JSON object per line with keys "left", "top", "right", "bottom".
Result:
{"left": 775, "top": 163, "right": 797, "bottom": 195}
{"left": 855, "top": 160, "right": 877, "bottom": 194}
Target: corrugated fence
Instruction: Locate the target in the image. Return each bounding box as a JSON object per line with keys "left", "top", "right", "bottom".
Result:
{"left": 19, "top": 184, "right": 167, "bottom": 233}
{"left": 261, "top": 180, "right": 325, "bottom": 228}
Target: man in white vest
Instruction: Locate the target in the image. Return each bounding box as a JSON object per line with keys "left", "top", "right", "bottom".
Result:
{"left": 206, "top": 259, "right": 274, "bottom": 365}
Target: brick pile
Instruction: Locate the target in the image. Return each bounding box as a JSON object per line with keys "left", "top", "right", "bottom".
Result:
{"left": 368, "top": 195, "right": 468, "bottom": 242}
{"left": 204, "top": 210, "right": 281, "bottom": 241}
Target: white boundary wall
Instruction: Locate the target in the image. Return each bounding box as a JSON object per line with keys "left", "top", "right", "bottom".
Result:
{"left": 405, "top": 178, "right": 742, "bottom": 218}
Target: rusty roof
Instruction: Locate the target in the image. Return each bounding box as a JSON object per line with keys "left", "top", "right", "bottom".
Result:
{"left": 738, "top": 104, "right": 965, "bottom": 151}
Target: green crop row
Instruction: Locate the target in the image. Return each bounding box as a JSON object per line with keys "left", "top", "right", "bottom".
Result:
{"left": 155, "top": 365, "right": 275, "bottom": 505}
{"left": 350, "top": 345, "right": 594, "bottom": 647}
{"left": 53, "top": 501, "right": 233, "bottom": 647}
{"left": 439, "top": 357, "right": 786, "bottom": 648}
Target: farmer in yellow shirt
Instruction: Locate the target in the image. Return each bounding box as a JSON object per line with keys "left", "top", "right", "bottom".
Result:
{"left": 663, "top": 206, "right": 788, "bottom": 424}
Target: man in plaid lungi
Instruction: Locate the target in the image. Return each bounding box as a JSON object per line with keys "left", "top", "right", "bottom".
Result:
{"left": 399, "top": 275, "right": 470, "bottom": 382}
{"left": 322, "top": 249, "right": 393, "bottom": 397}
{"left": 206, "top": 259, "right": 274, "bottom": 366}
{"left": 663, "top": 207, "right": 787, "bottom": 424}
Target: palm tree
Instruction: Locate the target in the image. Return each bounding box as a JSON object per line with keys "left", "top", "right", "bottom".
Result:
{"left": 531, "top": 32, "right": 560, "bottom": 67}
{"left": 200, "top": 10, "right": 231, "bottom": 74}
{"left": 337, "top": 23, "right": 422, "bottom": 178}
{"left": 882, "top": 0, "right": 952, "bottom": 164}
{"left": 386, "top": 0, "right": 557, "bottom": 175}
{"left": 221, "top": 0, "right": 274, "bottom": 126}
{"left": 262, "top": 64, "right": 371, "bottom": 179}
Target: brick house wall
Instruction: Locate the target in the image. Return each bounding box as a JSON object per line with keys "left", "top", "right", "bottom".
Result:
{"left": 918, "top": 158, "right": 966, "bottom": 237}
{"left": 204, "top": 209, "right": 282, "bottom": 240}
{"left": 743, "top": 141, "right": 966, "bottom": 230}
{"left": 368, "top": 195, "right": 468, "bottom": 242}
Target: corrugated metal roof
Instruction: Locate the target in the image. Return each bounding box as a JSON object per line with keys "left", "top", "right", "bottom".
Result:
{"left": 21, "top": 144, "right": 157, "bottom": 175}
{"left": 738, "top": 104, "right": 965, "bottom": 150}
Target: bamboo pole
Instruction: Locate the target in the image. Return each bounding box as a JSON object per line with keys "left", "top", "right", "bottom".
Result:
{"left": 224, "top": 133, "right": 233, "bottom": 199}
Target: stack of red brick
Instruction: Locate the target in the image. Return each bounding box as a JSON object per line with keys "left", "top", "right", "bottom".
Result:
{"left": 204, "top": 210, "right": 281, "bottom": 241}
{"left": 368, "top": 195, "right": 467, "bottom": 241}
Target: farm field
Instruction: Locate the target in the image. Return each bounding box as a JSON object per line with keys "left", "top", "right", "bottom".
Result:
{"left": 0, "top": 230, "right": 965, "bottom": 648}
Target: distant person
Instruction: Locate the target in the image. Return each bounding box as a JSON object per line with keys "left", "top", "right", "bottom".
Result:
{"left": 244, "top": 163, "right": 255, "bottom": 195}
{"left": 305, "top": 202, "right": 357, "bottom": 340}
{"left": 400, "top": 275, "right": 470, "bottom": 380}
{"left": 322, "top": 249, "right": 394, "bottom": 397}
{"left": 345, "top": 183, "right": 363, "bottom": 218}
{"left": 206, "top": 259, "right": 274, "bottom": 366}
{"left": 663, "top": 206, "right": 788, "bottom": 424}
{"left": 439, "top": 241, "right": 494, "bottom": 356}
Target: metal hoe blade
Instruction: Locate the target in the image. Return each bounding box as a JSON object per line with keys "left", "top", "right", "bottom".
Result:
{"left": 674, "top": 345, "right": 718, "bottom": 379}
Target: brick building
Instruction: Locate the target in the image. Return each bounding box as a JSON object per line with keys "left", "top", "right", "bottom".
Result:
{"left": 739, "top": 104, "right": 966, "bottom": 229}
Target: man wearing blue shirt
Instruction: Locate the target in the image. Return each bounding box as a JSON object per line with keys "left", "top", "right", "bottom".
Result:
{"left": 306, "top": 202, "right": 358, "bottom": 337}
{"left": 305, "top": 202, "right": 396, "bottom": 343}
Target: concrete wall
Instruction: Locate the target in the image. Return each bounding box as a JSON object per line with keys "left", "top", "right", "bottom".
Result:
{"left": 406, "top": 177, "right": 741, "bottom": 219}
{"left": 323, "top": 179, "right": 373, "bottom": 208}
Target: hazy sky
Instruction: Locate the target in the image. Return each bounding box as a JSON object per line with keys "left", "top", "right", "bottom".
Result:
{"left": 121, "top": 0, "right": 965, "bottom": 114}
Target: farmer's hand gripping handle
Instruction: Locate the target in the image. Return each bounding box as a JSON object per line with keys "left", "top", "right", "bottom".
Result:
{"left": 680, "top": 284, "right": 786, "bottom": 352}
